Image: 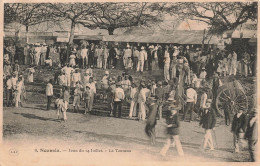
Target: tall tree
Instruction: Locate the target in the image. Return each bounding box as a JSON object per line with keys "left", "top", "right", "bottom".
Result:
{"left": 4, "top": 3, "right": 54, "bottom": 44}
{"left": 82, "top": 2, "right": 163, "bottom": 35}
{"left": 45, "top": 3, "right": 98, "bottom": 61}
{"left": 153, "top": 2, "right": 257, "bottom": 35}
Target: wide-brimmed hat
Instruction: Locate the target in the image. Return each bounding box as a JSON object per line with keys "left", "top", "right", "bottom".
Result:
{"left": 105, "top": 70, "right": 109, "bottom": 75}
{"left": 141, "top": 46, "right": 145, "bottom": 50}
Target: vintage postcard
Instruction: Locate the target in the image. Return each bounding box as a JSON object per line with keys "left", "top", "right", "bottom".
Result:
{"left": 0, "top": 1, "right": 259, "bottom": 165}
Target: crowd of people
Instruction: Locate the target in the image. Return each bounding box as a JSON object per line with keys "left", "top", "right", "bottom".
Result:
{"left": 3, "top": 41, "right": 257, "bottom": 162}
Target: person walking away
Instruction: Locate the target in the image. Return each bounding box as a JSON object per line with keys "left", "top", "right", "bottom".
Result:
{"left": 145, "top": 97, "right": 158, "bottom": 145}
{"left": 46, "top": 79, "right": 53, "bottom": 110}
{"left": 199, "top": 99, "right": 216, "bottom": 151}
{"left": 129, "top": 83, "right": 138, "bottom": 118}
{"left": 113, "top": 82, "right": 125, "bottom": 118}
{"left": 137, "top": 46, "right": 147, "bottom": 73}
{"left": 231, "top": 109, "right": 248, "bottom": 153}
{"left": 160, "top": 102, "right": 184, "bottom": 156}
{"left": 73, "top": 82, "right": 82, "bottom": 113}
{"left": 183, "top": 84, "right": 197, "bottom": 122}
{"left": 164, "top": 46, "right": 171, "bottom": 82}
{"left": 245, "top": 108, "right": 258, "bottom": 162}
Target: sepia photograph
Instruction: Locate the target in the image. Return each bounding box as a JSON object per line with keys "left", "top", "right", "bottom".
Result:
{"left": 1, "top": 1, "right": 258, "bottom": 165}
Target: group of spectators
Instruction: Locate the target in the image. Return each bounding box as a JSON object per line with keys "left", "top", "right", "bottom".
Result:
{"left": 3, "top": 41, "right": 257, "bottom": 162}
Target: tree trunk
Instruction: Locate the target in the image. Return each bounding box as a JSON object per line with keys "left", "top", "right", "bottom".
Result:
{"left": 66, "top": 20, "right": 76, "bottom": 62}
{"left": 26, "top": 25, "right": 29, "bottom": 43}
{"left": 202, "top": 29, "right": 206, "bottom": 52}
{"left": 108, "top": 27, "right": 115, "bottom": 35}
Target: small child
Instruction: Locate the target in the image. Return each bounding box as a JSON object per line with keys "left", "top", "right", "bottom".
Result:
{"left": 27, "top": 66, "right": 35, "bottom": 83}
{"left": 73, "top": 82, "right": 82, "bottom": 113}
{"left": 58, "top": 72, "right": 67, "bottom": 86}
{"left": 71, "top": 69, "right": 81, "bottom": 88}
{"left": 69, "top": 54, "right": 76, "bottom": 67}
{"left": 126, "top": 57, "right": 133, "bottom": 69}
{"left": 45, "top": 58, "right": 53, "bottom": 68}
{"left": 55, "top": 95, "right": 68, "bottom": 121}
{"left": 83, "top": 86, "right": 91, "bottom": 114}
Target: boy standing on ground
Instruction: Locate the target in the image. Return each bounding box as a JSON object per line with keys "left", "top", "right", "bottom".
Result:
{"left": 46, "top": 79, "right": 53, "bottom": 110}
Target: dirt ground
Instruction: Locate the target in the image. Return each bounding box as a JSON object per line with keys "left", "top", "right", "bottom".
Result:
{"left": 1, "top": 67, "right": 256, "bottom": 165}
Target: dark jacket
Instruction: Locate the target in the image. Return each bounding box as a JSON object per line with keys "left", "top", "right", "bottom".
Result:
{"left": 200, "top": 108, "right": 216, "bottom": 129}
{"left": 245, "top": 116, "right": 257, "bottom": 141}
{"left": 231, "top": 113, "right": 247, "bottom": 134}
{"left": 166, "top": 112, "right": 180, "bottom": 135}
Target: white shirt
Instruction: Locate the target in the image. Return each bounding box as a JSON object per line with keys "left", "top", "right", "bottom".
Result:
{"left": 164, "top": 51, "right": 170, "bottom": 65}
{"left": 186, "top": 88, "right": 197, "bottom": 103}
{"left": 62, "top": 66, "right": 74, "bottom": 76}
{"left": 138, "top": 88, "right": 147, "bottom": 103}
{"left": 200, "top": 93, "right": 207, "bottom": 108}
{"left": 200, "top": 71, "right": 207, "bottom": 79}
{"left": 72, "top": 73, "right": 81, "bottom": 83}
{"left": 130, "top": 87, "right": 137, "bottom": 99}
{"left": 133, "top": 50, "right": 139, "bottom": 58}
{"left": 11, "top": 77, "right": 17, "bottom": 88}
{"left": 16, "top": 80, "right": 23, "bottom": 92}
{"left": 114, "top": 87, "right": 125, "bottom": 102}
{"left": 86, "top": 82, "right": 96, "bottom": 94}
{"left": 124, "top": 49, "right": 132, "bottom": 59}
{"left": 139, "top": 50, "right": 147, "bottom": 61}
{"left": 6, "top": 79, "right": 12, "bottom": 89}
{"left": 81, "top": 48, "right": 88, "bottom": 58}
{"left": 46, "top": 83, "right": 53, "bottom": 96}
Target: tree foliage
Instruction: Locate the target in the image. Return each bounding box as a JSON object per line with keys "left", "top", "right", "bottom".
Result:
{"left": 4, "top": 3, "right": 53, "bottom": 32}
{"left": 82, "top": 2, "right": 163, "bottom": 35}
{"left": 153, "top": 2, "right": 257, "bottom": 35}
